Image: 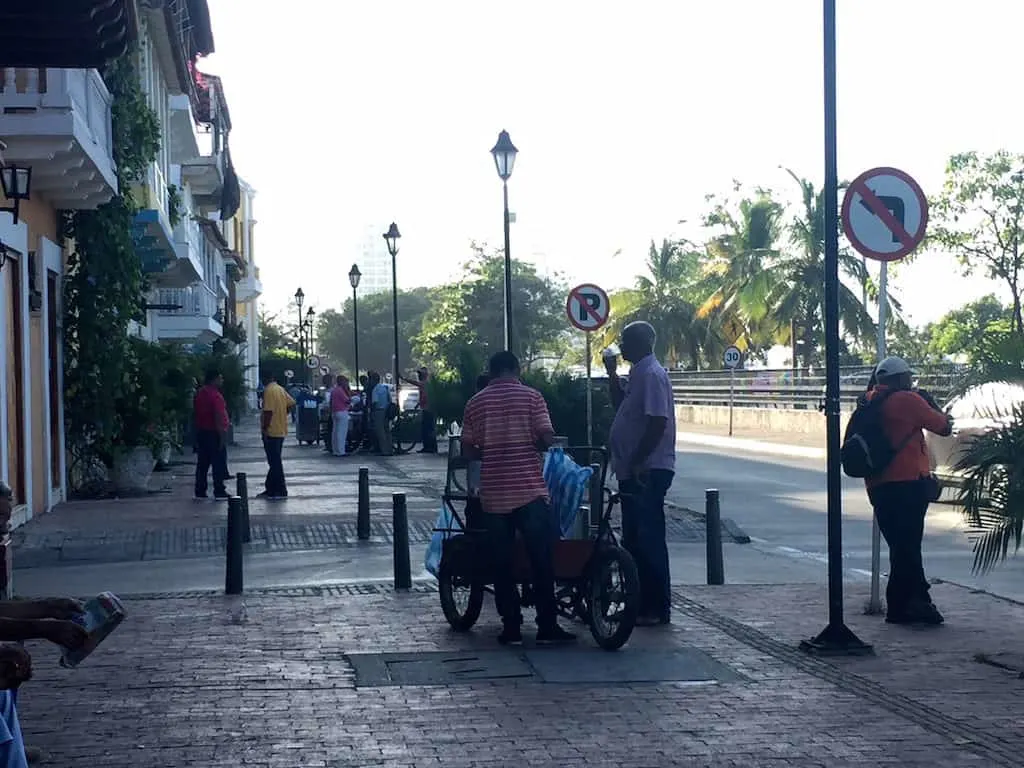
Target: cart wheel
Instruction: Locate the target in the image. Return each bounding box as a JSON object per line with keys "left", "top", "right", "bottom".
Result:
{"left": 438, "top": 556, "right": 484, "bottom": 632}
{"left": 587, "top": 546, "right": 640, "bottom": 651}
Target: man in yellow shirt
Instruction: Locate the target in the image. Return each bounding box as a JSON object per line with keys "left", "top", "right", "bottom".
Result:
{"left": 258, "top": 371, "right": 295, "bottom": 500}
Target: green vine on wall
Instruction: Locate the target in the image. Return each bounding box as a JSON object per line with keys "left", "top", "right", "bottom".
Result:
{"left": 63, "top": 49, "right": 162, "bottom": 486}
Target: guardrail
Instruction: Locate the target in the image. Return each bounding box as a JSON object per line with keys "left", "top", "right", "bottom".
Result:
{"left": 669, "top": 364, "right": 967, "bottom": 410}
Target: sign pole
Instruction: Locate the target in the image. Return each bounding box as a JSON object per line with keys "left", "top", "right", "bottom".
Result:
{"left": 585, "top": 332, "right": 593, "bottom": 446}
{"left": 867, "top": 262, "right": 888, "bottom": 615}
{"left": 800, "top": 0, "right": 872, "bottom": 657}
{"left": 728, "top": 366, "right": 735, "bottom": 437}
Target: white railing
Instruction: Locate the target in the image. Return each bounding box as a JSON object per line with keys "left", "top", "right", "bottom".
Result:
{"left": 0, "top": 68, "right": 113, "bottom": 158}
{"left": 154, "top": 284, "right": 221, "bottom": 319}
{"left": 150, "top": 164, "right": 169, "bottom": 221}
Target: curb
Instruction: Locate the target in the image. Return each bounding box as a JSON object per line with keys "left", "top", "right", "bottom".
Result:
{"left": 667, "top": 501, "right": 752, "bottom": 545}
{"left": 677, "top": 432, "right": 825, "bottom": 460}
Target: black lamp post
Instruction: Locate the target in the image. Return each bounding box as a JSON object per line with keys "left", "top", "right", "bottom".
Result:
{"left": 349, "top": 264, "right": 362, "bottom": 392}
{"left": 0, "top": 163, "right": 33, "bottom": 271}
{"left": 490, "top": 130, "right": 518, "bottom": 353}
{"left": 306, "top": 306, "right": 316, "bottom": 357}
{"left": 383, "top": 222, "right": 401, "bottom": 398}
{"left": 294, "top": 287, "right": 305, "bottom": 383}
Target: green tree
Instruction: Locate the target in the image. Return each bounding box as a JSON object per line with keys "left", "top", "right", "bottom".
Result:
{"left": 595, "top": 240, "right": 711, "bottom": 369}
{"left": 415, "top": 245, "right": 567, "bottom": 375}
{"left": 931, "top": 151, "right": 1024, "bottom": 333}
{"left": 316, "top": 287, "right": 436, "bottom": 378}
{"left": 927, "top": 295, "right": 1011, "bottom": 360}
{"left": 257, "top": 308, "right": 293, "bottom": 355}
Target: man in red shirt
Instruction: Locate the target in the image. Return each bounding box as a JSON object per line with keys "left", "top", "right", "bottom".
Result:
{"left": 193, "top": 368, "right": 230, "bottom": 500}
{"left": 461, "top": 351, "right": 575, "bottom": 646}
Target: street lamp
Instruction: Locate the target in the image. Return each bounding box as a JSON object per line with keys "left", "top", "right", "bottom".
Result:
{"left": 490, "top": 130, "right": 518, "bottom": 353}
{"left": 383, "top": 222, "right": 401, "bottom": 399}
{"left": 306, "top": 307, "right": 316, "bottom": 357}
{"left": 0, "top": 163, "right": 32, "bottom": 272}
{"left": 294, "top": 287, "right": 305, "bottom": 382}
{"left": 349, "top": 263, "right": 362, "bottom": 392}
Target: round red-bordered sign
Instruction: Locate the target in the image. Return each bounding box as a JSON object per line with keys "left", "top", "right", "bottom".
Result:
{"left": 565, "top": 283, "right": 610, "bottom": 332}
{"left": 841, "top": 166, "right": 928, "bottom": 262}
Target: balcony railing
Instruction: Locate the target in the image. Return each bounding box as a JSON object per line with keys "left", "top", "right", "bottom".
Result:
{"left": 1, "top": 68, "right": 113, "bottom": 158}
{"left": 154, "top": 284, "right": 222, "bottom": 320}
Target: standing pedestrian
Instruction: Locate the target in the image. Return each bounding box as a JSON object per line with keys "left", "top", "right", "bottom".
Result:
{"left": 330, "top": 375, "right": 353, "bottom": 456}
{"left": 606, "top": 321, "right": 676, "bottom": 626}
{"left": 257, "top": 370, "right": 295, "bottom": 500}
{"left": 193, "top": 368, "right": 230, "bottom": 501}
{"left": 861, "top": 356, "right": 952, "bottom": 624}
{"left": 461, "top": 351, "right": 576, "bottom": 646}
{"left": 370, "top": 372, "right": 393, "bottom": 456}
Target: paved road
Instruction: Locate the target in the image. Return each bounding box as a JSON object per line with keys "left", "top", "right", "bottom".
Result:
{"left": 672, "top": 438, "right": 1024, "bottom": 602}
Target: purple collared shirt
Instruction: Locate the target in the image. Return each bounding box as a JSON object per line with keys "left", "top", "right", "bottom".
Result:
{"left": 609, "top": 354, "right": 676, "bottom": 479}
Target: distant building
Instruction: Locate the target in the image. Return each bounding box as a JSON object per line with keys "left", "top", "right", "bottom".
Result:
{"left": 356, "top": 225, "right": 393, "bottom": 297}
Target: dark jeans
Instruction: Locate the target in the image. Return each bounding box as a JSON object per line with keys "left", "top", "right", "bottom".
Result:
{"left": 484, "top": 498, "right": 558, "bottom": 630}
{"left": 620, "top": 470, "right": 674, "bottom": 619}
{"left": 868, "top": 479, "right": 932, "bottom": 613}
{"left": 195, "top": 429, "right": 228, "bottom": 497}
{"left": 262, "top": 436, "right": 287, "bottom": 497}
{"left": 420, "top": 409, "right": 438, "bottom": 453}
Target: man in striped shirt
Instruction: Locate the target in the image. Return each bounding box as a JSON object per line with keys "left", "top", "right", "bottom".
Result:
{"left": 461, "top": 351, "right": 576, "bottom": 646}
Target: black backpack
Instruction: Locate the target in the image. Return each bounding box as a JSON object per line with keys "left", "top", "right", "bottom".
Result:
{"left": 840, "top": 391, "right": 915, "bottom": 478}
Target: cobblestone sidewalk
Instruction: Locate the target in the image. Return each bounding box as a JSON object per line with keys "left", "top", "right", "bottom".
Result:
{"left": 15, "top": 580, "right": 1024, "bottom": 767}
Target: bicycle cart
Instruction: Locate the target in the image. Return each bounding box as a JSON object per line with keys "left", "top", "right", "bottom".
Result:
{"left": 435, "top": 438, "right": 640, "bottom": 651}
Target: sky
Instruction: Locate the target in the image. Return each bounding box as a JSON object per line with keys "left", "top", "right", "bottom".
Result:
{"left": 202, "top": 0, "right": 1022, "bottom": 329}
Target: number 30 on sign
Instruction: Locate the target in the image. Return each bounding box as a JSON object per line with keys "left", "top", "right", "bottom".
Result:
{"left": 724, "top": 346, "right": 742, "bottom": 369}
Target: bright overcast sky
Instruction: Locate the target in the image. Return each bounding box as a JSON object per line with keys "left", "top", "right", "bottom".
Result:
{"left": 203, "top": 0, "right": 1022, "bottom": 327}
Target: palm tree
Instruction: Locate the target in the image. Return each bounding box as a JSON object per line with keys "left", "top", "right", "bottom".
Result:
{"left": 697, "top": 194, "right": 784, "bottom": 356}
{"left": 595, "top": 240, "right": 710, "bottom": 369}
{"left": 749, "top": 170, "right": 876, "bottom": 368}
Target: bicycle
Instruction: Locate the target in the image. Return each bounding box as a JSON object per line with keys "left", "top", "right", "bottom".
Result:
{"left": 392, "top": 407, "right": 422, "bottom": 455}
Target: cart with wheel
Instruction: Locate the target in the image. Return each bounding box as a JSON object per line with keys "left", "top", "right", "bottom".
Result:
{"left": 435, "top": 438, "right": 640, "bottom": 650}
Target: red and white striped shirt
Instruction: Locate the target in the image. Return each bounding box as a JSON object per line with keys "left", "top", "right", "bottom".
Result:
{"left": 460, "top": 378, "right": 553, "bottom": 514}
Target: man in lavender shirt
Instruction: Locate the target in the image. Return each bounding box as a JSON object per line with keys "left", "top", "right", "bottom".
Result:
{"left": 606, "top": 321, "right": 676, "bottom": 626}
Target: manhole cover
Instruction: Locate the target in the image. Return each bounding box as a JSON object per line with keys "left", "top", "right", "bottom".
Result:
{"left": 346, "top": 648, "right": 743, "bottom": 687}
{"left": 347, "top": 651, "right": 535, "bottom": 686}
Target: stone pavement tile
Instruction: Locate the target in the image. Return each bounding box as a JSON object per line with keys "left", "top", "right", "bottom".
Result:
{"left": 11, "top": 586, "right": 1008, "bottom": 767}
{"left": 676, "top": 582, "right": 1024, "bottom": 763}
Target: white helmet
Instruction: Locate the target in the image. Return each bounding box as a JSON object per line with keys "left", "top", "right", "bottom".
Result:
{"left": 875, "top": 356, "right": 912, "bottom": 378}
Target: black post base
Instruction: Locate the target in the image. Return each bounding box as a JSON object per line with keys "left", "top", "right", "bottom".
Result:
{"left": 800, "top": 622, "right": 874, "bottom": 657}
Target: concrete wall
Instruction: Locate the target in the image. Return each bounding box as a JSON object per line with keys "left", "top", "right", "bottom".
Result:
{"left": 675, "top": 404, "right": 850, "bottom": 437}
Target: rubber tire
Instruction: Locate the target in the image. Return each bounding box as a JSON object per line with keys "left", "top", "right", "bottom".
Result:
{"left": 438, "top": 556, "right": 484, "bottom": 632}
{"left": 587, "top": 546, "right": 640, "bottom": 651}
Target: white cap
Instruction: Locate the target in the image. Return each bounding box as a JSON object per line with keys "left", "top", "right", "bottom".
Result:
{"left": 875, "top": 356, "right": 912, "bottom": 378}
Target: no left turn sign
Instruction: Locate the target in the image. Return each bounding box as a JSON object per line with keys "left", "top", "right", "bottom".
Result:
{"left": 841, "top": 167, "right": 928, "bottom": 262}
{"left": 566, "top": 283, "right": 610, "bottom": 332}
{"left": 306, "top": 354, "right": 321, "bottom": 370}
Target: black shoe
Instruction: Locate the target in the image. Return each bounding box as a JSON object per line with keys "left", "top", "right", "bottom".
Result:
{"left": 536, "top": 625, "right": 577, "bottom": 645}
{"left": 193, "top": 494, "right": 208, "bottom": 501}
{"left": 213, "top": 491, "right": 231, "bottom": 501}
{"left": 636, "top": 613, "right": 671, "bottom": 627}
{"left": 886, "top": 601, "right": 944, "bottom": 625}
{"left": 224, "top": 473, "right": 235, "bottom": 480}
{"left": 498, "top": 626, "right": 523, "bottom": 646}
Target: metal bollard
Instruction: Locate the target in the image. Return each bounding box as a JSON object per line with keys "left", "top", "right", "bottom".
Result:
{"left": 392, "top": 492, "right": 412, "bottom": 590}
{"left": 357, "top": 467, "right": 371, "bottom": 541}
{"left": 705, "top": 489, "right": 725, "bottom": 585}
{"left": 225, "top": 496, "right": 245, "bottom": 595}
{"left": 589, "top": 463, "right": 603, "bottom": 532}
{"left": 236, "top": 472, "right": 251, "bottom": 543}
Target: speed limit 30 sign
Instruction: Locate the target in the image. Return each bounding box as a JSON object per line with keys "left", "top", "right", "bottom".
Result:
{"left": 723, "top": 345, "right": 742, "bottom": 369}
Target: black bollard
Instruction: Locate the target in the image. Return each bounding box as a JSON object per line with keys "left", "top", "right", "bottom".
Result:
{"left": 236, "top": 472, "right": 251, "bottom": 543}
{"left": 226, "top": 496, "right": 245, "bottom": 595}
{"left": 392, "top": 492, "right": 412, "bottom": 590}
{"left": 357, "top": 467, "right": 370, "bottom": 541}
{"left": 705, "top": 489, "right": 725, "bottom": 585}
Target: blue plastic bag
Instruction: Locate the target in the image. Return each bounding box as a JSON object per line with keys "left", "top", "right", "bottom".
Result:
{"left": 425, "top": 503, "right": 463, "bottom": 577}
{"left": 543, "top": 447, "right": 594, "bottom": 537}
